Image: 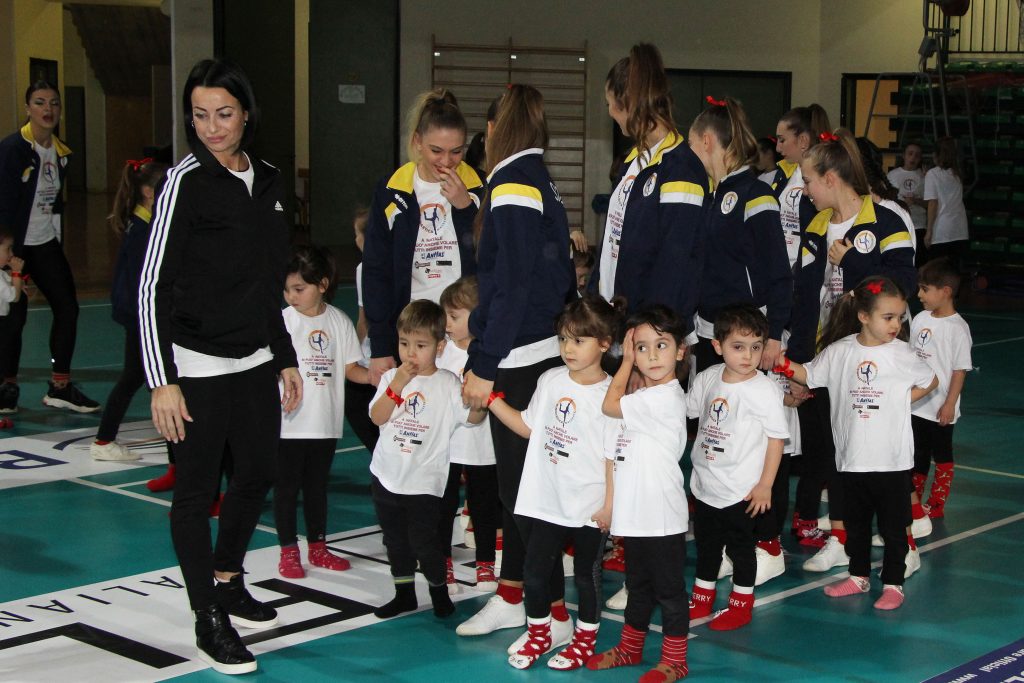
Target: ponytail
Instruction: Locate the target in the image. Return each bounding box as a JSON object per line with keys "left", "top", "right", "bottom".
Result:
{"left": 606, "top": 43, "right": 677, "bottom": 163}
{"left": 817, "top": 275, "right": 906, "bottom": 351}
{"left": 107, "top": 159, "right": 168, "bottom": 235}
{"left": 484, "top": 84, "right": 547, "bottom": 172}
{"left": 405, "top": 88, "right": 467, "bottom": 164}
{"left": 779, "top": 103, "right": 832, "bottom": 149}
{"left": 803, "top": 128, "right": 870, "bottom": 196}
{"left": 691, "top": 96, "right": 757, "bottom": 174}
{"left": 855, "top": 136, "right": 899, "bottom": 202}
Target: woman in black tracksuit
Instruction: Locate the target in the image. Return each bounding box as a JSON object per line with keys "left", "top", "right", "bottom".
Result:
{"left": 138, "top": 59, "right": 302, "bottom": 676}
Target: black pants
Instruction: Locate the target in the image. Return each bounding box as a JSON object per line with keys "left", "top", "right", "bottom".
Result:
{"left": 756, "top": 453, "right": 792, "bottom": 541}
{"left": 171, "top": 361, "right": 281, "bottom": 610}
{"left": 274, "top": 437, "right": 336, "bottom": 546}
{"left": 96, "top": 323, "right": 146, "bottom": 441}
{"left": 489, "top": 355, "right": 564, "bottom": 583}
{"left": 623, "top": 534, "right": 689, "bottom": 637}
{"left": 0, "top": 238, "right": 79, "bottom": 378}
{"left": 912, "top": 415, "right": 954, "bottom": 474}
{"left": 519, "top": 516, "right": 605, "bottom": 623}
{"left": 794, "top": 389, "right": 843, "bottom": 521}
{"left": 438, "top": 462, "right": 500, "bottom": 563}
{"left": 842, "top": 470, "right": 911, "bottom": 585}
{"left": 344, "top": 379, "right": 379, "bottom": 453}
{"left": 695, "top": 499, "right": 756, "bottom": 587}
{"left": 371, "top": 475, "right": 445, "bottom": 586}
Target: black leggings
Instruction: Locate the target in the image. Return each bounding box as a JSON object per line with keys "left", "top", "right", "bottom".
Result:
{"left": 97, "top": 323, "right": 146, "bottom": 442}
{"left": 372, "top": 475, "right": 445, "bottom": 586}
{"left": 843, "top": 470, "right": 911, "bottom": 585}
{"left": 695, "top": 499, "right": 757, "bottom": 587}
{"left": 756, "top": 453, "right": 792, "bottom": 541}
{"left": 624, "top": 534, "right": 689, "bottom": 637}
{"left": 344, "top": 379, "right": 379, "bottom": 453}
{"left": 912, "top": 415, "right": 954, "bottom": 474}
{"left": 519, "top": 516, "right": 605, "bottom": 624}
{"left": 171, "top": 362, "right": 280, "bottom": 610}
{"left": 489, "top": 355, "right": 564, "bottom": 583}
{"left": 794, "top": 389, "right": 843, "bottom": 522}
{"left": 438, "top": 462, "right": 500, "bottom": 563}
{"left": 0, "top": 239, "right": 79, "bottom": 378}
{"left": 274, "top": 438, "right": 336, "bottom": 546}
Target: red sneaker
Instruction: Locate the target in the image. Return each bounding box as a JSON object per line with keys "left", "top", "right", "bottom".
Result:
{"left": 308, "top": 541, "right": 350, "bottom": 571}
{"left": 279, "top": 545, "right": 305, "bottom": 579}
{"left": 209, "top": 493, "right": 224, "bottom": 517}
{"left": 603, "top": 543, "right": 626, "bottom": 573}
{"left": 146, "top": 464, "right": 176, "bottom": 492}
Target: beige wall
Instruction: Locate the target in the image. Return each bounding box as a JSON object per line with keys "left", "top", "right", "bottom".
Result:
{"left": 295, "top": 0, "right": 309, "bottom": 174}
{"left": 14, "top": 0, "right": 64, "bottom": 119}
{"left": 0, "top": 2, "right": 16, "bottom": 131}
{"left": 62, "top": 7, "right": 107, "bottom": 191}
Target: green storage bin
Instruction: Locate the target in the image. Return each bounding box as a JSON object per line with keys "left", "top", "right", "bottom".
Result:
{"left": 1011, "top": 218, "right": 1024, "bottom": 229}
{"left": 1010, "top": 243, "right": 1024, "bottom": 254}
{"left": 971, "top": 188, "right": 1010, "bottom": 201}
{"left": 972, "top": 214, "right": 1009, "bottom": 228}
{"left": 978, "top": 113, "right": 1013, "bottom": 125}
{"left": 970, "top": 240, "right": 1006, "bottom": 253}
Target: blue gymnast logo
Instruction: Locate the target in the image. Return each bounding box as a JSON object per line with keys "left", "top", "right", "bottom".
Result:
{"left": 42, "top": 161, "right": 57, "bottom": 184}
{"left": 787, "top": 187, "right": 803, "bottom": 207}
{"left": 308, "top": 329, "right": 330, "bottom": 354}
{"left": 856, "top": 360, "right": 878, "bottom": 385}
{"left": 554, "top": 397, "right": 576, "bottom": 426}
{"left": 405, "top": 391, "right": 426, "bottom": 418}
{"left": 917, "top": 328, "right": 932, "bottom": 347}
{"left": 709, "top": 397, "right": 729, "bottom": 424}
{"left": 420, "top": 203, "right": 447, "bottom": 235}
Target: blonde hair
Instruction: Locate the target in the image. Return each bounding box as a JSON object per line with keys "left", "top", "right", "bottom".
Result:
{"left": 803, "top": 128, "right": 870, "bottom": 196}
{"left": 690, "top": 96, "right": 757, "bottom": 175}
{"left": 405, "top": 88, "right": 466, "bottom": 164}
{"left": 606, "top": 43, "right": 677, "bottom": 163}
{"left": 485, "top": 84, "right": 548, "bottom": 171}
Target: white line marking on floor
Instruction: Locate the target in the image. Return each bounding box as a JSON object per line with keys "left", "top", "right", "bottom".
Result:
{"left": 974, "top": 335, "right": 1024, "bottom": 348}
{"left": 335, "top": 445, "right": 365, "bottom": 453}
{"left": 28, "top": 302, "right": 112, "bottom": 311}
{"left": 111, "top": 479, "right": 158, "bottom": 489}
{"left": 957, "top": 464, "right": 1024, "bottom": 480}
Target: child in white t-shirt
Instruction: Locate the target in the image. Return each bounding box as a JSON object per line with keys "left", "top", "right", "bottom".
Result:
{"left": 0, "top": 230, "right": 24, "bottom": 429}
{"left": 587, "top": 304, "right": 690, "bottom": 683}
{"left": 687, "top": 305, "right": 789, "bottom": 631}
{"left": 487, "top": 295, "right": 618, "bottom": 671}
{"left": 436, "top": 276, "right": 501, "bottom": 594}
{"left": 369, "top": 299, "right": 487, "bottom": 620}
{"left": 275, "top": 245, "right": 369, "bottom": 580}
{"left": 780, "top": 276, "right": 937, "bottom": 611}
{"left": 344, "top": 206, "right": 380, "bottom": 453}
{"left": 912, "top": 258, "right": 972, "bottom": 519}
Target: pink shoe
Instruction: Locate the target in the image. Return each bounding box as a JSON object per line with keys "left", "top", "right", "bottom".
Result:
{"left": 874, "top": 585, "right": 905, "bottom": 610}
{"left": 279, "top": 545, "right": 305, "bottom": 579}
{"left": 824, "top": 576, "right": 870, "bottom": 598}
{"left": 308, "top": 541, "right": 350, "bottom": 571}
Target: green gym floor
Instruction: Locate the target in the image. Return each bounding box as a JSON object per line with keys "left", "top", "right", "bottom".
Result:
{"left": 1, "top": 287, "right": 1022, "bottom": 683}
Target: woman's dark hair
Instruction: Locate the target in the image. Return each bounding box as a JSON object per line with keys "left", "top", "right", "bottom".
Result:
{"left": 624, "top": 304, "right": 686, "bottom": 345}
{"left": 855, "top": 137, "right": 899, "bottom": 202}
{"left": 691, "top": 96, "right": 758, "bottom": 174}
{"left": 934, "top": 136, "right": 961, "bottom": 178}
{"left": 485, "top": 84, "right": 548, "bottom": 172}
{"left": 756, "top": 137, "right": 782, "bottom": 168}
{"left": 108, "top": 160, "right": 169, "bottom": 234}
{"left": 606, "top": 43, "right": 676, "bottom": 163}
{"left": 405, "top": 88, "right": 467, "bottom": 163}
{"left": 465, "top": 132, "right": 486, "bottom": 173}
{"left": 182, "top": 59, "right": 259, "bottom": 153}
{"left": 803, "top": 128, "right": 870, "bottom": 196}
{"left": 286, "top": 244, "right": 337, "bottom": 302}
{"left": 779, "top": 104, "right": 831, "bottom": 149}
{"left": 25, "top": 80, "right": 59, "bottom": 104}
{"left": 556, "top": 294, "right": 619, "bottom": 343}
{"left": 818, "top": 275, "right": 906, "bottom": 351}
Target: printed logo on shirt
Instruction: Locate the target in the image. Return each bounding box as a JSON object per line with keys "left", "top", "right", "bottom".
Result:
{"left": 786, "top": 186, "right": 803, "bottom": 208}
{"left": 856, "top": 360, "right": 879, "bottom": 385}
{"left": 708, "top": 397, "right": 730, "bottom": 424}
{"left": 420, "top": 203, "right": 448, "bottom": 235}
{"left": 274, "top": 201, "right": 284, "bottom": 212}
{"left": 308, "top": 329, "right": 330, "bottom": 354}
{"left": 642, "top": 174, "right": 657, "bottom": 197}
{"left": 853, "top": 230, "right": 877, "bottom": 254}
{"left": 618, "top": 175, "right": 637, "bottom": 207}
{"left": 720, "top": 191, "right": 738, "bottom": 215}
{"left": 550, "top": 181, "right": 562, "bottom": 204}
{"left": 902, "top": 178, "right": 915, "bottom": 192}
{"left": 917, "top": 328, "right": 932, "bottom": 347}
{"left": 394, "top": 194, "right": 408, "bottom": 210}
{"left": 404, "top": 391, "right": 426, "bottom": 418}
{"left": 41, "top": 161, "right": 57, "bottom": 185}
{"left": 553, "top": 397, "right": 577, "bottom": 426}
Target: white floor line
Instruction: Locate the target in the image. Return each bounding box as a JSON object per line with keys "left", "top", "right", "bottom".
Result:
{"left": 28, "top": 302, "right": 112, "bottom": 311}
{"left": 335, "top": 445, "right": 365, "bottom": 453}
{"left": 974, "top": 335, "right": 1024, "bottom": 348}
{"left": 111, "top": 479, "right": 159, "bottom": 489}
{"left": 957, "top": 464, "right": 1024, "bottom": 480}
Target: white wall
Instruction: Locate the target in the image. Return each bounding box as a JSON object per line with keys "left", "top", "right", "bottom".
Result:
{"left": 169, "top": 0, "right": 213, "bottom": 161}
{"left": 62, "top": 8, "right": 107, "bottom": 191}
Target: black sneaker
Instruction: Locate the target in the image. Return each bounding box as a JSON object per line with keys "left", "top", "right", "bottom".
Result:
{"left": 42, "top": 381, "right": 100, "bottom": 413}
{"left": 215, "top": 574, "right": 278, "bottom": 629}
{"left": 0, "top": 383, "right": 18, "bottom": 414}
{"left": 194, "top": 604, "right": 257, "bottom": 675}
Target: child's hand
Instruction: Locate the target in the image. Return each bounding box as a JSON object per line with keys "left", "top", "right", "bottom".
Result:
{"left": 937, "top": 403, "right": 955, "bottom": 426}
{"left": 8, "top": 256, "right": 24, "bottom": 272}
{"left": 827, "top": 238, "right": 853, "bottom": 266}
{"left": 621, "top": 328, "right": 636, "bottom": 366}
{"left": 591, "top": 506, "right": 612, "bottom": 533}
{"left": 744, "top": 484, "right": 772, "bottom": 517}
{"left": 570, "top": 229, "right": 588, "bottom": 253}
{"left": 393, "top": 361, "right": 418, "bottom": 388}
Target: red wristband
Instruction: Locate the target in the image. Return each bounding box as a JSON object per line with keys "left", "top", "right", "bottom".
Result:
{"left": 772, "top": 356, "right": 794, "bottom": 379}
{"left": 487, "top": 391, "right": 505, "bottom": 408}
{"left": 10, "top": 272, "right": 21, "bottom": 279}
{"left": 385, "top": 386, "right": 404, "bottom": 406}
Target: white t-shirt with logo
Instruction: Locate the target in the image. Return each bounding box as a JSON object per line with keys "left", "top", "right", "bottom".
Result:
{"left": 281, "top": 304, "right": 363, "bottom": 439}
{"left": 369, "top": 367, "right": 474, "bottom": 496}
{"left": 685, "top": 365, "right": 789, "bottom": 509}
{"left": 605, "top": 380, "right": 689, "bottom": 537}
{"left": 923, "top": 167, "right": 969, "bottom": 245}
{"left": 515, "top": 366, "right": 615, "bottom": 528}
{"left": 24, "top": 143, "right": 60, "bottom": 246}
{"left": 818, "top": 215, "right": 857, "bottom": 332}
{"left": 777, "top": 165, "right": 806, "bottom": 267}
{"left": 910, "top": 311, "right": 972, "bottom": 424}
{"left": 0, "top": 271, "right": 18, "bottom": 316}
{"left": 804, "top": 335, "right": 935, "bottom": 472}
{"left": 411, "top": 171, "right": 461, "bottom": 302}
{"left": 887, "top": 167, "right": 927, "bottom": 231}
{"left": 436, "top": 341, "right": 496, "bottom": 466}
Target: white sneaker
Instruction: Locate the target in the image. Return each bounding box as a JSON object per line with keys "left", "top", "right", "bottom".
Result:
{"left": 90, "top": 441, "right": 140, "bottom": 461}
{"left": 506, "top": 614, "right": 573, "bottom": 655}
{"left": 562, "top": 552, "right": 574, "bottom": 577}
{"left": 821, "top": 488, "right": 829, "bottom": 503}
{"left": 456, "top": 595, "right": 526, "bottom": 636}
{"left": 817, "top": 515, "right": 832, "bottom": 531}
{"left": 802, "top": 535, "right": 849, "bottom": 572}
{"left": 605, "top": 583, "right": 628, "bottom": 610}
{"left": 754, "top": 546, "right": 785, "bottom": 586}
{"left": 904, "top": 547, "right": 921, "bottom": 578}
{"left": 871, "top": 534, "right": 885, "bottom": 547}
{"left": 717, "top": 550, "right": 734, "bottom": 578}
{"left": 911, "top": 515, "right": 933, "bottom": 539}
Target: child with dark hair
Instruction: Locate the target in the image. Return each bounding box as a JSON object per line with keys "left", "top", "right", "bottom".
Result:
{"left": 572, "top": 247, "right": 595, "bottom": 295}
{"left": 687, "top": 304, "right": 788, "bottom": 631}
{"left": 0, "top": 227, "right": 24, "bottom": 428}
{"left": 275, "top": 244, "right": 369, "bottom": 579}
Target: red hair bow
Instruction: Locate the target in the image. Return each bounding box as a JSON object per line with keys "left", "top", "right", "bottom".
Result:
{"left": 865, "top": 280, "right": 884, "bottom": 295}
{"left": 819, "top": 132, "right": 839, "bottom": 143}
{"left": 126, "top": 157, "right": 153, "bottom": 171}
{"left": 706, "top": 95, "right": 726, "bottom": 107}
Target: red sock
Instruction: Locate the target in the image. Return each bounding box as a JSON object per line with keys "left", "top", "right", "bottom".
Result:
{"left": 709, "top": 591, "right": 753, "bottom": 631}
{"left": 911, "top": 503, "right": 926, "bottom": 520}
{"left": 907, "top": 534, "right": 917, "bottom": 551}
{"left": 52, "top": 372, "right": 70, "bottom": 385}
{"left": 551, "top": 603, "right": 570, "bottom": 622}
{"left": 585, "top": 623, "right": 646, "bottom": 671}
{"left": 94, "top": 440, "right": 111, "bottom": 446}
{"left": 832, "top": 528, "right": 847, "bottom": 545}
{"left": 496, "top": 583, "right": 523, "bottom": 605}
{"left": 756, "top": 538, "right": 782, "bottom": 556}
